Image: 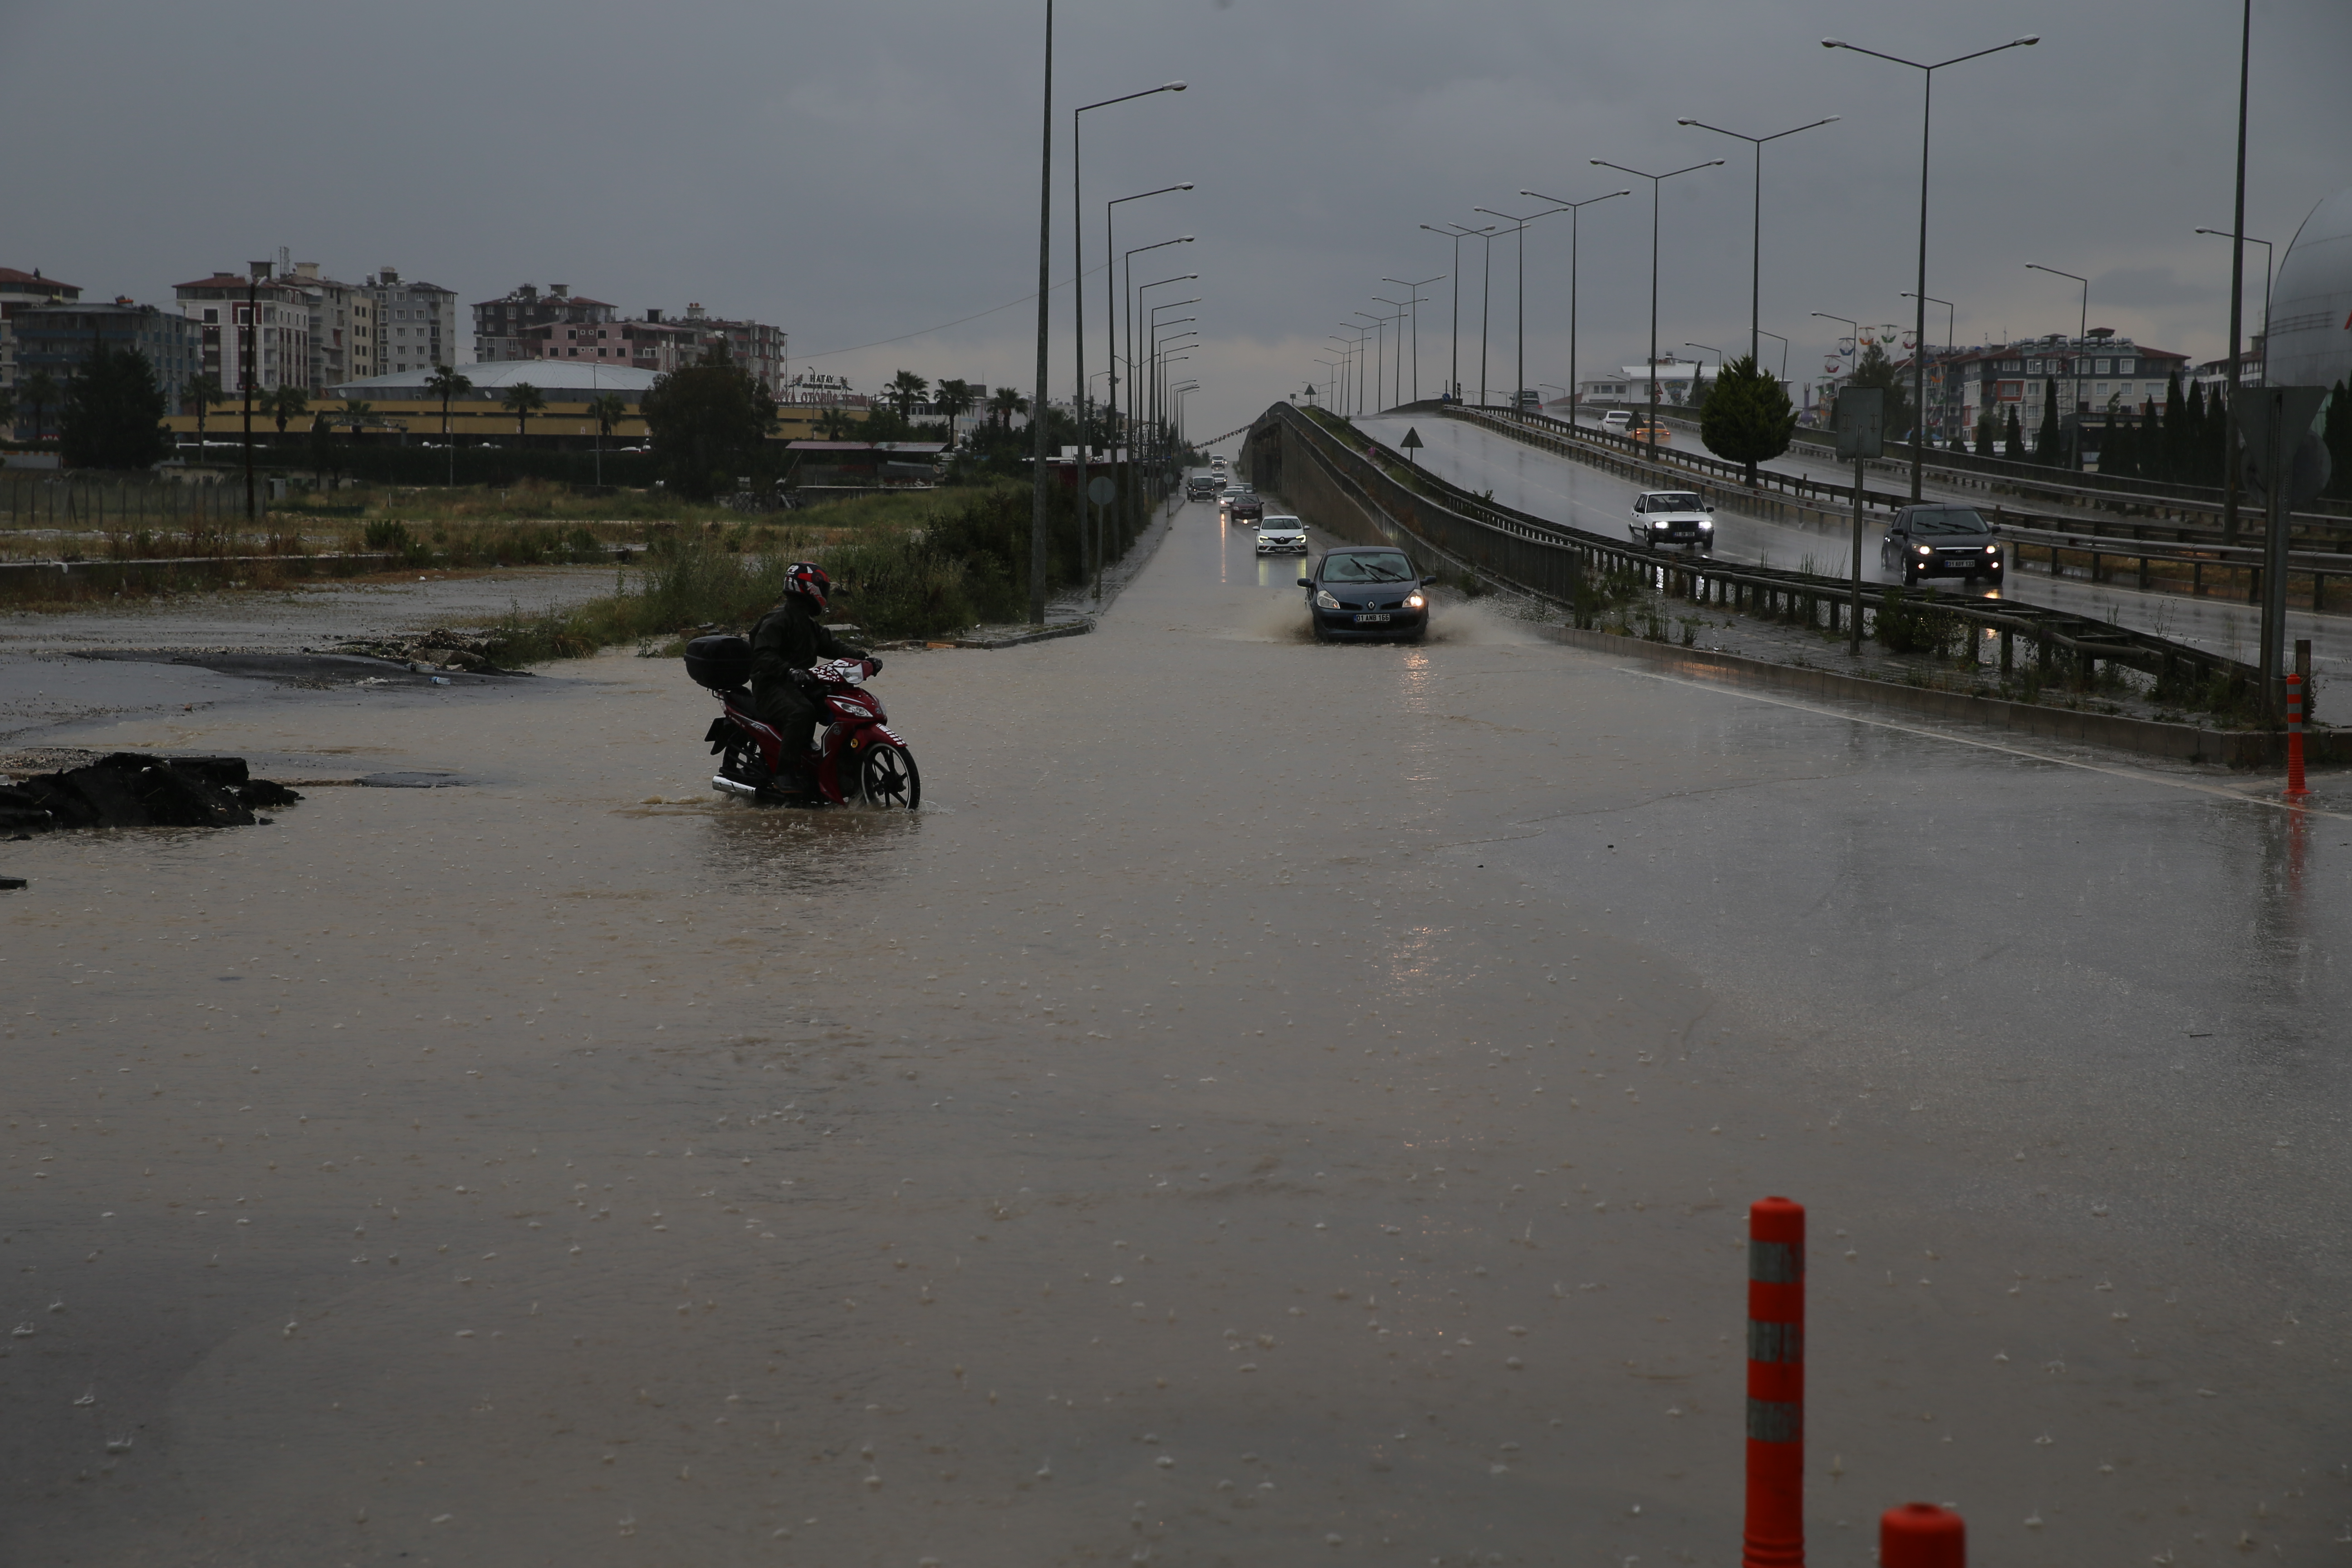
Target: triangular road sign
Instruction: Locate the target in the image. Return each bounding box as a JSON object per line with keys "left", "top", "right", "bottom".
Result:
{"left": 1400, "top": 427, "right": 1424, "bottom": 449}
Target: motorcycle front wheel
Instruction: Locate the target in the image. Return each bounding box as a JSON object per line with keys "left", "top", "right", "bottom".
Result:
{"left": 855, "top": 741, "right": 921, "bottom": 809}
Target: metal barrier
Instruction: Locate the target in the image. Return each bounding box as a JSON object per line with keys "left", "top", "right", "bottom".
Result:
{"left": 1254, "top": 402, "right": 2259, "bottom": 694}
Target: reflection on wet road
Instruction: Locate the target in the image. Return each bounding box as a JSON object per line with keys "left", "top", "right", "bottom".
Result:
{"left": 2, "top": 500, "right": 2345, "bottom": 1563}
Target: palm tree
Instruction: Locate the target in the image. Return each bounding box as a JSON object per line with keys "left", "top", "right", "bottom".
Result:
{"left": 815, "top": 406, "right": 856, "bottom": 442}
{"left": 262, "top": 384, "right": 310, "bottom": 441}
{"left": 588, "top": 392, "right": 628, "bottom": 486}
{"left": 182, "top": 372, "right": 224, "bottom": 456}
{"left": 340, "top": 399, "right": 373, "bottom": 451}
{"left": 20, "top": 369, "right": 61, "bottom": 445}
{"left": 502, "top": 382, "right": 546, "bottom": 444}
{"left": 987, "top": 385, "right": 1029, "bottom": 432}
{"left": 425, "top": 364, "right": 473, "bottom": 485}
{"left": 932, "top": 377, "right": 976, "bottom": 444}
{"left": 886, "top": 369, "right": 929, "bottom": 425}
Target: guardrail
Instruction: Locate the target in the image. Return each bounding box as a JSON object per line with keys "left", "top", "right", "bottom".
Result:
{"left": 1254, "top": 402, "right": 2258, "bottom": 696}
{"left": 1450, "top": 405, "right": 2352, "bottom": 615}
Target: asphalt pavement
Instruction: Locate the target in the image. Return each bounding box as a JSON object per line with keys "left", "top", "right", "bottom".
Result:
{"left": 1362, "top": 411, "right": 2347, "bottom": 686}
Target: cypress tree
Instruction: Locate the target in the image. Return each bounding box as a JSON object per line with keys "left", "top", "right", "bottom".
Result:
{"left": 58, "top": 346, "right": 172, "bottom": 472}
{"left": 2034, "top": 377, "right": 2064, "bottom": 464}
{"left": 2003, "top": 405, "right": 2025, "bottom": 459}
{"left": 2183, "top": 382, "right": 2210, "bottom": 487}
{"left": 1974, "top": 411, "right": 1998, "bottom": 457}
{"left": 1695, "top": 354, "right": 1798, "bottom": 487}
{"left": 2157, "top": 372, "right": 2186, "bottom": 483}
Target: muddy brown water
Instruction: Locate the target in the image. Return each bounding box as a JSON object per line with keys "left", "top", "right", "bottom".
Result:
{"left": 1, "top": 512, "right": 2345, "bottom": 1565}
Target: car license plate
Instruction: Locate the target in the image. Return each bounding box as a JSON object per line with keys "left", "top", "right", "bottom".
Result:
{"left": 1355, "top": 613, "right": 1391, "bottom": 624}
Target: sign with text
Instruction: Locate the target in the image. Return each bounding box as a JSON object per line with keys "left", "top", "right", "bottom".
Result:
{"left": 1834, "top": 387, "right": 1884, "bottom": 460}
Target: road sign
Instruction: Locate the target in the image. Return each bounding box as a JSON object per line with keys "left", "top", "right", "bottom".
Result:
{"left": 2237, "top": 386, "right": 2332, "bottom": 503}
{"left": 1086, "top": 475, "right": 1115, "bottom": 506}
{"left": 1834, "top": 387, "right": 1884, "bottom": 461}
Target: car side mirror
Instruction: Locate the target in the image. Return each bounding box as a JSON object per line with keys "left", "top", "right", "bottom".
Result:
{"left": 1297, "top": 577, "right": 1313, "bottom": 588}
{"left": 1421, "top": 575, "right": 1437, "bottom": 586}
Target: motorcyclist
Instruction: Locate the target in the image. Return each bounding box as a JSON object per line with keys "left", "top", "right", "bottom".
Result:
{"left": 749, "top": 562, "right": 866, "bottom": 789}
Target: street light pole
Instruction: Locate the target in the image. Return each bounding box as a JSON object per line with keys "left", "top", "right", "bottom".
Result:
{"left": 1028, "top": 0, "right": 1054, "bottom": 625}
{"left": 1475, "top": 206, "right": 1568, "bottom": 411}
{"left": 1352, "top": 311, "right": 1385, "bottom": 413}
{"left": 1813, "top": 311, "right": 1859, "bottom": 425}
{"left": 1676, "top": 116, "right": 1840, "bottom": 365}
{"left": 1421, "top": 223, "right": 1481, "bottom": 401}
{"left": 1132, "top": 270, "right": 1195, "bottom": 510}
{"left": 2195, "top": 229, "right": 2275, "bottom": 385}
{"left": 1108, "top": 216, "right": 1191, "bottom": 582}
{"left": 1519, "top": 189, "right": 1629, "bottom": 423}
{"left": 1074, "top": 85, "right": 1186, "bottom": 598}
{"left": 244, "top": 260, "right": 269, "bottom": 524}
{"left": 2221, "top": 0, "right": 2252, "bottom": 545}
{"left": 1382, "top": 274, "right": 1444, "bottom": 403}
{"left": 1899, "top": 291, "right": 1955, "bottom": 446}
{"left": 2025, "top": 263, "right": 2088, "bottom": 470}
{"left": 1592, "top": 158, "right": 1724, "bottom": 451}
{"left": 1373, "top": 297, "right": 1413, "bottom": 408}
{"left": 1757, "top": 328, "right": 1789, "bottom": 387}
{"left": 1824, "top": 33, "right": 2038, "bottom": 500}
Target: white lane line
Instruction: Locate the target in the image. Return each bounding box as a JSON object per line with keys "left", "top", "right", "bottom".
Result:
{"left": 1617, "top": 663, "right": 2350, "bottom": 821}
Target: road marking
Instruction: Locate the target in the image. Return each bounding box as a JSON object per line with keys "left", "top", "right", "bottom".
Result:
{"left": 1619, "top": 664, "right": 2349, "bottom": 821}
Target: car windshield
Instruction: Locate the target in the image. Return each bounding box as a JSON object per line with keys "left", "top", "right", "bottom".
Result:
{"left": 1909, "top": 508, "right": 1989, "bottom": 536}
{"left": 1323, "top": 551, "right": 1416, "bottom": 583}
{"left": 1648, "top": 493, "right": 1703, "bottom": 511}
{"left": 1263, "top": 519, "right": 1301, "bottom": 530}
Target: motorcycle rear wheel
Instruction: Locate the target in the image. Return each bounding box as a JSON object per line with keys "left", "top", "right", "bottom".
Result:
{"left": 856, "top": 741, "right": 921, "bottom": 809}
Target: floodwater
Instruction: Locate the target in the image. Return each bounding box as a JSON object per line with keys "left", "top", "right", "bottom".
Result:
{"left": 1, "top": 504, "right": 2346, "bottom": 1565}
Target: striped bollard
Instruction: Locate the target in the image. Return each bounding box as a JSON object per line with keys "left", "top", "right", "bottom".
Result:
{"left": 1743, "top": 1196, "right": 1805, "bottom": 1567}
{"left": 2286, "top": 672, "right": 2310, "bottom": 798}
{"left": 1881, "top": 1502, "right": 1965, "bottom": 1567}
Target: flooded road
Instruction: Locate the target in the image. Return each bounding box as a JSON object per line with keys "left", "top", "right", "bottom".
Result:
{"left": 2, "top": 508, "right": 2347, "bottom": 1565}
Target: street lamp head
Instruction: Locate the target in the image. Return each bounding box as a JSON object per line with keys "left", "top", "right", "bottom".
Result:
{"left": 1166, "top": 81, "right": 1188, "bottom": 91}
{"left": 2013, "top": 36, "right": 2039, "bottom": 46}
{"left": 1675, "top": 118, "right": 1695, "bottom": 126}
{"left": 1821, "top": 38, "right": 1844, "bottom": 49}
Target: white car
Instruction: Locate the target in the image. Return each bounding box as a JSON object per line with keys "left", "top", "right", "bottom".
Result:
{"left": 1254, "top": 515, "right": 1307, "bottom": 554}
{"left": 1598, "top": 409, "right": 1632, "bottom": 434}
{"left": 1628, "top": 489, "right": 1715, "bottom": 552}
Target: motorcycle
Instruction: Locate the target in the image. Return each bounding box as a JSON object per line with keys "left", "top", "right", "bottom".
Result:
{"left": 684, "top": 635, "right": 921, "bottom": 808}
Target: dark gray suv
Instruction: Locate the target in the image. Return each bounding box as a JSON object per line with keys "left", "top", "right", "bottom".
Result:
{"left": 1880, "top": 504, "right": 2003, "bottom": 585}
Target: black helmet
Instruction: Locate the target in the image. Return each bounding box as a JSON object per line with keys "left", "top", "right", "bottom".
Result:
{"left": 783, "top": 561, "right": 833, "bottom": 613}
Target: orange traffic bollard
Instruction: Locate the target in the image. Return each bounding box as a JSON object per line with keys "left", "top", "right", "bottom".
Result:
{"left": 1743, "top": 1197, "right": 1805, "bottom": 1568}
{"left": 1881, "top": 1502, "right": 1965, "bottom": 1568}
{"left": 2286, "top": 672, "right": 2310, "bottom": 798}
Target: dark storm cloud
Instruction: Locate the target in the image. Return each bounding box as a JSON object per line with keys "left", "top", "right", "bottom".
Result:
{"left": 4, "top": 0, "right": 2347, "bottom": 436}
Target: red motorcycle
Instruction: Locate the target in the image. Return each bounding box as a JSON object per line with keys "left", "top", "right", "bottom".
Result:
{"left": 686, "top": 636, "right": 921, "bottom": 808}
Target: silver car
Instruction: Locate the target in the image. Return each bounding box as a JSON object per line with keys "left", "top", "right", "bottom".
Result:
{"left": 1255, "top": 515, "right": 1308, "bottom": 554}
{"left": 1628, "top": 489, "right": 1715, "bottom": 553}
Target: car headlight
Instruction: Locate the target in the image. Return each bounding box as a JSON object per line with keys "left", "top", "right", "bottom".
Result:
{"left": 1315, "top": 590, "right": 1340, "bottom": 609}
{"left": 1698, "top": 519, "right": 1713, "bottom": 530}
{"left": 1984, "top": 544, "right": 1998, "bottom": 554}
{"left": 1650, "top": 521, "right": 1668, "bottom": 531}
{"left": 1916, "top": 544, "right": 1932, "bottom": 555}
{"left": 1405, "top": 593, "right": 1426, "bottom": 609}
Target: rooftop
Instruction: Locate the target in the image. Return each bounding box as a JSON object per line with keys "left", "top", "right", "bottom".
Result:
{"left": 329, "top": 362, "right": 662, "bottom": 398}
{"left": 0, "top": 267, "right": 80, "bottom": 295}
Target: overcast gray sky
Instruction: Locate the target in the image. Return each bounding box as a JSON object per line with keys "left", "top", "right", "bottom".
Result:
{"left": 6, "top": 0, "right": 2348, "bottom": 440}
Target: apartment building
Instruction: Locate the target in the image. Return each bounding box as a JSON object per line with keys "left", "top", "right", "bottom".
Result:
{"left": 472, "top": 283, "right": 618, "bottom": 363}
{"left": 0, "top": 266, "right": 83, "bottom": 392}
{"left": 8, "top": 301, "right": 200, "bottom": 436}
{"left": 174, "top": 270, "right": 312, "bottom": 394}
{"left": 363, "top": 269, "right": 460, "bottom": 376}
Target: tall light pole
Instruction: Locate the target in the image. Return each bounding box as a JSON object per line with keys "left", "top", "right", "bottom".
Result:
{"left": 1592, "top": 157, "right": 1724, "bottom": 450}
{"left": 1475, "top": 205, "right": 1568, "bottom": 410}
{"left": 1900, "top": 291, "right": 1956, "bottom": 446}
{"left": 1757, "top": 328, "right": 1789, "bottom": 388}
{"left": 1352, "top": 311, "right": 1385, "bottom": 413}
{"left": 1314, "top": 358, "right": 1336, "bottom": 407}
{"left": 2219, "top": 0, "right": 2252, "bottom": 545}
{"left": 2195, "top": 228, "right": 2275, "bottom": 384}
{"left": 1326, "top": 334, "right": 1356, "bottom": 414}
{"left": 1028, "top": 0, "right": 1054, "bottom": 624}
{"left": 1110, "top": 216, "right": 1191, "bottom": 562}
{"left": 1074, "top": 84, "right": 1185, "bottom": 594}
{"left": 1149, "top": 306, "right": 1196, "bottom": 471}
{"left": 1823, "top": 33, "right": 2038, "bottom": 500}
{"left": 1133, "top": 273, "right": 1195, "bottom": 496}
{"left": 1382, "top": 274, "right": 1444, "bottom": 402}
{"left": 1519, "top": 189, "right": 1628, "bottom": 422}
{"left": 1676, "top": 116, "right": 1839, "bottom": 366}
{"left": 2025, "top": 263, "right": 2088, "bottom": 470}
{"left": 1813, "top": 311, "right": 1858, "bottom": 423}
{"left": 1421, "top": 223, "right": 1486, "bottom": 401}
{"left": 1373, "top": 297, "right": 1412, "bottom": 408}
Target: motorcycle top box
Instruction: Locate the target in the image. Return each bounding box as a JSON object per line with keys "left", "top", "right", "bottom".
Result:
{"left": 684, "top": 634, "right": 752, "bottom": 691}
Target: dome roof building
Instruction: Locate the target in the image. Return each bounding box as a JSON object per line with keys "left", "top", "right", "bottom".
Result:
{"left": 2266, "top": 186, "right": 2352, "bottom": 391}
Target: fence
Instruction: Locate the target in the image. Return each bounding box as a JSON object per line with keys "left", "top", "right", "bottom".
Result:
{"left": 1253, "top": 402, "right": 2259, "bottom": 697}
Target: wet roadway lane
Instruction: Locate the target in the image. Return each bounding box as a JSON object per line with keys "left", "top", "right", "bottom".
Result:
{"left": 0, "top": 502, "right": 2345, "bottom": 1565}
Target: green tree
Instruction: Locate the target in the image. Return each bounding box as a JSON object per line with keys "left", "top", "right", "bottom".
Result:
{"left": 19, "top": 368, "right": 61, "bottom": 445}
{"left": 182, "top": 372, "right": 224, "bottom": 456}
{"left": 2156, "top": 372, "right": 2186, "bottom": 483}
{"left": 425, "top": 364, "right": 473, "bottom": 449}
{"left": 1973, "top": 410, "right": 1998, "bottom": 458}
{"left": 886, "top": 369, "right": 930, "bottom": 424}
{"left": 987, "top": 385, "right": 1028, "bottom": 431}
{"left": 502, "top": 382, "right": 547, "bottom": 442}
{"left": 59, "top": 347, "right": 172, "bottom": 471}
{"left": 637, "top": 346, "right": 779, "bottom": 499}
{"left": 2002, "top": 405, "right": 2025, "bottom": 459}
{"left": 340, "top": 399, "right": 373, "bottom": 450}
{"left": 2098, "top": 410, "right": 2136, "bottom": 479}
{"left": 814, "top": 405, "right": 858, "bottom": 442}
{"left": 1844, "top": 343, "right": 1913, "bottom": 444}
{"left": 261, "top": 383, "right": 309, "bottom": 440}
{"left": 1695, "top": 354, "right": 1797, "bottom": 487}
{"left": 589, "top": 391, "right": 628, "bottom": 444}
{"left": 933, "top": 377, "right": 977, "bottom": 443}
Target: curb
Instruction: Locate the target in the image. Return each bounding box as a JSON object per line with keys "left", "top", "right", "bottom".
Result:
{"left": 953, "top": 619, "right": 1094, "bottom": 651}
{"left": 1544, "top": 623, "right": 2337, "bottom": 769}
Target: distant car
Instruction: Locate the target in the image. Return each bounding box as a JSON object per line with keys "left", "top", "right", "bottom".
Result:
{"left": 1513, "top": 389, "right": 1544, "bottom": 415}
{"left": 1255, "top": 515, "right": 1307, "bottom": 554}
{"left": 1624, "top": 416, "right": 1671, "bottom": 447}
{"left": 1880, "top": 504, "right": 2003, "bottom": 585}
{"left": 1210, "top": 455, "right": 1229, "bottom": 470}
{"left": 1217, "top": 485, "right": 1253, "bottom": 518}
{"left": 1186, "top": 471, "right": 1220, "bottom": 501}
{"left": 1299, "top": 546, "right": 1431, "bottom": 642}
{"left": 1598, "top": 409, "right": 1633, "bottom": 434}
{"left": 1629, "top": 490, "right": 1714, "bottom": 552}
{"left": 1226, "top": 491, "right": 1264, "bottom": 526}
